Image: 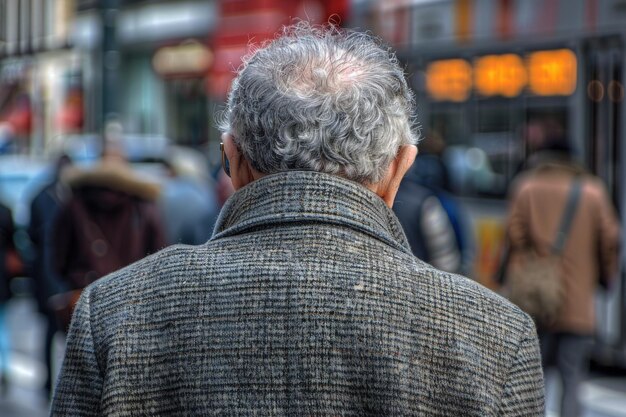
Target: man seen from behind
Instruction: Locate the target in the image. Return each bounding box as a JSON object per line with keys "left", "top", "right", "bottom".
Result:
{"left": 52, "top": 23, "right": 544, "bottom": 416}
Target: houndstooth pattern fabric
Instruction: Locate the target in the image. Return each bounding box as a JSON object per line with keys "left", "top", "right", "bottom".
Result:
{"left": 51, "top": 171, "right": 544, "bottom": 416}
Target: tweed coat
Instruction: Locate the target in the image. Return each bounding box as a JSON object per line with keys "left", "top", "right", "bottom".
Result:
{"left": 51, "top": 171, "right": 544, "bottom": 416}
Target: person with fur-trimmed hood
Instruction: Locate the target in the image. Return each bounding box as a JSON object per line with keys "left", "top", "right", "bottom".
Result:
{"left": 53, "top": 146, "right": 166, "bottom": 293}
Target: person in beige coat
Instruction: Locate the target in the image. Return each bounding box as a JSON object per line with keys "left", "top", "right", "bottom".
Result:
{"left": 506, "top": 138, "right": 620, "bottom": 417}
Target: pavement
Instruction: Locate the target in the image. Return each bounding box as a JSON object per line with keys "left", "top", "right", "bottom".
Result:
{"left": 580, "top": 378, "right": 626, "bottom": 417}
{"left": 0, "top": 297, "right": 52, "bottom": 417}
{"left": 1, "top": 296, "right": 626, "bottom": 417}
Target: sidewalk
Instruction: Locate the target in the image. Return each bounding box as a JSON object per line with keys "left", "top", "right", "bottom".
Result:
{"left": 545, "top": 369, "right": 626, "bottom": 417}
{"left": 581, "top": 377, "right": 626, "bottom": 417}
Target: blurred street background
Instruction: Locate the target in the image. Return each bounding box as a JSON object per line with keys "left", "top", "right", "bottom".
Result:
{"left": 1, "top": 0, "right": 626, "bottom": 415}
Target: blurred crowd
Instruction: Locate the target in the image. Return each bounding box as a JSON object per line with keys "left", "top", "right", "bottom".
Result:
{"left": 0, "top": 128, "right": 237, "bottom": 397}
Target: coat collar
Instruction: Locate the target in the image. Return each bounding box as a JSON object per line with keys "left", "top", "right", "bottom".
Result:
{"left": 211, "top": 171, "right": 412, "bottom": 254}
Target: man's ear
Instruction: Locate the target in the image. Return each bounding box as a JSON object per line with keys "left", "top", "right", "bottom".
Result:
{"left": 374, "top": 145, "right": 418, "bottom": 208}
{"left": 222, "top": 133, "right": 255, "bottom": 190}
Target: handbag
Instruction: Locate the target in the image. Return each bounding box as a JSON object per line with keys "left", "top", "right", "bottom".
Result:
{"left": 506, "top": 178, "right": 582, "bottom": 326}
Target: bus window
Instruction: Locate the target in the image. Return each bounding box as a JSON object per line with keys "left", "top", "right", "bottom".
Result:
{"left": 429, "top": 108, "right": 466, "bottom": 146}
{"left": 427, "top": 103, "right": 569, "bottom": 199}
{"left": 524, "top": 107, "right": 569, "bottom": 155}
{"left": 432, "top": 103, "right": 521, "bottom": 198}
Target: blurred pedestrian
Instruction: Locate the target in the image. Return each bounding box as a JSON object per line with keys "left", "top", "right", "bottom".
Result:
{"left": 393, "top": 174, "right": 462, "bottom": 273}
{"left": 398, "top": 132, "right": 474, "bottom": 276}
{"left": 513, "top": 118, "right": 566, "bottom": 176}
{"left": 0, "top": 202, "right": 14, "bottom": 392}
{"left": 52, "top": 23, "right": 543, "bottom": 416}
{"left": 411, "top": 132, "right": 450, "bottom": 190}
{"left": 27, "top": 154, "right": 72, "bottom": 395}
{"left": 505, "top": 136, "right": 620, "bottom": 417}
{"left": 159, "top": 152, "right": 219, "bottom": 245}
{"left": 52, "top": 146, "right": 166, "bottom": 329}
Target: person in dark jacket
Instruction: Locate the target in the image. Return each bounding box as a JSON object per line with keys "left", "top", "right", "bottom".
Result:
{"left": 0, "top": 203, "right": 13, "bottom": 307}
{"left": 28, "top": 154, "right": 72, "bottom": 394}
{"left": 158, "top": 154, "right": 219, "bottom": 246}
{"left": 402, "top": 133, "right": 474, "bottom": 276}
{"left": 52, "top": 23, "right": 543, "bottom": 416}
{"left": 0, "top": 202, "right": 14, "bottom": 388}
{"left": 53, "top": 154, "right": 166, "bottom": 293}
{"left": 393, "top": 177, "right": 462, "bottom": 273}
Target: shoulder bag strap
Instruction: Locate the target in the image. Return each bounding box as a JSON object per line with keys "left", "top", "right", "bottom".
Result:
{"left": 552, "top": 178, "right": 582, "bottom": 254}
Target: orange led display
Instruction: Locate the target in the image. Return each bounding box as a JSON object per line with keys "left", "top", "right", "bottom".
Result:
{"left": 426, "top": 59, "right": 473, "bottom": 102}
{"left": 425, "top": 50, "right": 577, "bottom": 101}
{"left": 528, "top": 49, "right": 577, "bottom": 96}
{"left": 474, "top": 54, "right": 527, "bottom": 97}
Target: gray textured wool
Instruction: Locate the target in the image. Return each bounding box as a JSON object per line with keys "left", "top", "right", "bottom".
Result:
{"left": 51, "top": 171, "right": 544, "bottom": 416}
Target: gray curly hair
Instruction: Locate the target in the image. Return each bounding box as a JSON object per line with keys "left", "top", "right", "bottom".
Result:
{"left": 218, "top": 22, "right": 418, "bottom": 184}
